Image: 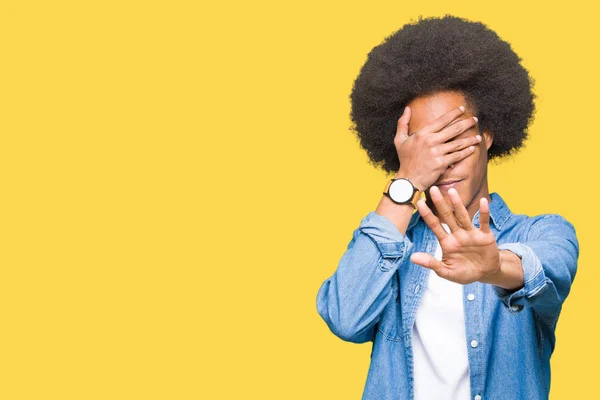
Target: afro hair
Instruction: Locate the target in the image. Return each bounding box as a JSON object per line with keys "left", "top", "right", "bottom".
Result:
{"left": 349, "top": 14, "right": 537, "bottom": 175}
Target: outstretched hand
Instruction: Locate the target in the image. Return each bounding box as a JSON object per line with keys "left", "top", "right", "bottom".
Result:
{"left": 410, "top": 186, "right": 501, "bottom": 285}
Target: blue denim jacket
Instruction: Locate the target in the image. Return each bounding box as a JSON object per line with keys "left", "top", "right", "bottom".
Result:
{"left": 316, "top": 192, "right": 579, "bottom": 400}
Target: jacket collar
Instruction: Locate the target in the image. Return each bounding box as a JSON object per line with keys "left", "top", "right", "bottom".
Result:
{"left": 407, "top": 192, "right": 512, "bottom": 231}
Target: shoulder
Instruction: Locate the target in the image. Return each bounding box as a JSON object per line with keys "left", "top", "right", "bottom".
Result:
{"left": 500, "top": 211, "right": 577, "bottom": 240}
{"left": 526, "top": 213, "right": 577, "bottom": 240}
{"left": 510, "top": 212, "right": 577, "bottom": 241}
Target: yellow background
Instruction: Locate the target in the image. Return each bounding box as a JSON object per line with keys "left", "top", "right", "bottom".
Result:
{"left": 1, "top": 1, "right": 596, "bottom": 398}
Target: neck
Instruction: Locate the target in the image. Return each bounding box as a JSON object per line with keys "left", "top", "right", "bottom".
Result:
{"left": 466, "top": 182, "right": 491, "bottom": 222}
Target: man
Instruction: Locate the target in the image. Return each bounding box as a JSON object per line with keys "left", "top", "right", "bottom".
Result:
{"left": 316, "top": 15, "right": 579, "bottom": 400}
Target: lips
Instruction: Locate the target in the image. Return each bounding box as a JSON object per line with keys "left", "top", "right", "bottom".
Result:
{"left": 437, "top": 179, "right": 462, "bottom": 185}
{"left": 435, "top": 179, "right": 463, "bottom": 190}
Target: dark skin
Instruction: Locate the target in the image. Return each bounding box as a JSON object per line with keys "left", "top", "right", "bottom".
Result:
{"left": 397, "top": 90, "right": 524, "bottom": 289}
{"left": 405, "top": 91, "right": 491, "bottom": 221}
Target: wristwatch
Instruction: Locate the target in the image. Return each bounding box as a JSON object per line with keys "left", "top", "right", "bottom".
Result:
{"left": 382, "top": 177, "right": 422, "bottom": 209}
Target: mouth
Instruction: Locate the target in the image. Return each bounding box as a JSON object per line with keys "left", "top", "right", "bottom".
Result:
{"left": 435, "top": 179, "right": 464, "bottom": 190}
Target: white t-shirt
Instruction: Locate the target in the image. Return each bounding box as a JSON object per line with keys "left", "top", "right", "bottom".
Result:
{"left": 412, "top": 223, "right": 470, "bottom": 400}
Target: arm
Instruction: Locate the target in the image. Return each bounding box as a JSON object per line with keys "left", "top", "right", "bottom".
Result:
{"left": 480, "top": 249, "right": 524, "bottom": 292}
{"left": 492, "top": 214, "right": 580, "bottom": 328}
{"left": 316, "top": 104, "right": 479, "bottom": 343}
{"left": 316, "top": 207, "right": 414, "bottom": 343}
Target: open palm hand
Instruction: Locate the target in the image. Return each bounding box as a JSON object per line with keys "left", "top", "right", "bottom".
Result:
{"left": 410, "top": 186, "right": 501, "bottom": 285}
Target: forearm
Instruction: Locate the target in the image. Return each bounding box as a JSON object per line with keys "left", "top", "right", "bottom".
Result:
{"left": 316, "top": 209, "right": 413, "bottom": 343}
{"left": 375, "top": 193, "right": 416, "bottom": 236}
{"left": 316, "top": 232, "right": 400, "bottom": 343}
{"left": 491, "top": 217, "right": 579, "bottom": 327}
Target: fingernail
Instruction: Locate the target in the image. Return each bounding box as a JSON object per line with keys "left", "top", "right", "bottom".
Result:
{"left": 473, "top": 116, "right": 478, "bottom": 122}
{"left": 459, "top": 106, "right": 465, "bottom": 112}
{"left": 476, "top": 135, "right": 482, "bottom": 141}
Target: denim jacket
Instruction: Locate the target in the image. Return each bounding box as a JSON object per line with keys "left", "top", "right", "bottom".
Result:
{"left": 316, "top": 192, "right": 579, "bottom": 400}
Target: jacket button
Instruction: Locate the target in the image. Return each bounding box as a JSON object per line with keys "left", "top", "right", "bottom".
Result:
{"left": 474, "top": 395, "right": 482, "bottom": 400}
{"left": 467, "top": 293, "right": 475, "bottom": 301}
{"left": 470, "top": 340, "right": 478, "bottom": 348}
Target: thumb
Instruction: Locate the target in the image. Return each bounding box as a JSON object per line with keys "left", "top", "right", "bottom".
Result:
{"left": 410, "top": 252, "right": 444, "bottom": 275}
{"left": 395, "top": 106, "right": 412, "bottom": 146}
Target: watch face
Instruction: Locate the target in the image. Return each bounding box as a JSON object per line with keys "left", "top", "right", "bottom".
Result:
{"left": 389, "top": 179, "right": 414, "bottom": 202}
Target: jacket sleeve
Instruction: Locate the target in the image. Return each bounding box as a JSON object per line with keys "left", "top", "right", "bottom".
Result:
{"left": 493, "top": 214, "right": 580, "bottom": 328}
{"left": 316, "top": 211, "right": 414, "bottom": 343}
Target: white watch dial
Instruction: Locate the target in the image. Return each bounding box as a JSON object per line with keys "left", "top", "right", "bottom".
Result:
{"left": 389, "top": 179, "right": 414, "bottom": 202}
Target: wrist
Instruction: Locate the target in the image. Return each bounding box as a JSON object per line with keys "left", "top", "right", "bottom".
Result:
{"left": 395, "top": 171, "right": 425, "bottom": 192}
{"left": 481, "top": 250, "right": 504, "bottom": 284}
{"left": 481, "top": 250, "right": 524, "bottom": 291}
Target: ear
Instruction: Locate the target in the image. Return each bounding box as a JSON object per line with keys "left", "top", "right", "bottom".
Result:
{"left": 482, "top": 129, "right": 494, "bottom": 152}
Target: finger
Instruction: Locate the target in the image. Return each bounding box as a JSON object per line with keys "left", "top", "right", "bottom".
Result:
{"left": 410, "top": 252, "right": 450, "bottom": 279}
{"left": 435, "top": 116, "right": 478, "bottom": 144}
{"left": 479, "top": 196, "right": 491, "bottom": 233}
{"left": 447, "top": 188, "right": 474, "bottom": 230}
{"left": 415, "top": 105, "right": 465, "bottom": 137}
{"left": 429, "top": 186, "right": 461, "bottom": 232}
{"left": 394, "top": 106, "right": 412, "bottom": 145}
{"left": 438, "top": 133, "right": 482, "bottom": 155}
{"left": 443, "top": 144, "right": 476, "bottom": 166}
{"left": 416, "top": 198, "right": 449, "bottom": 240}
